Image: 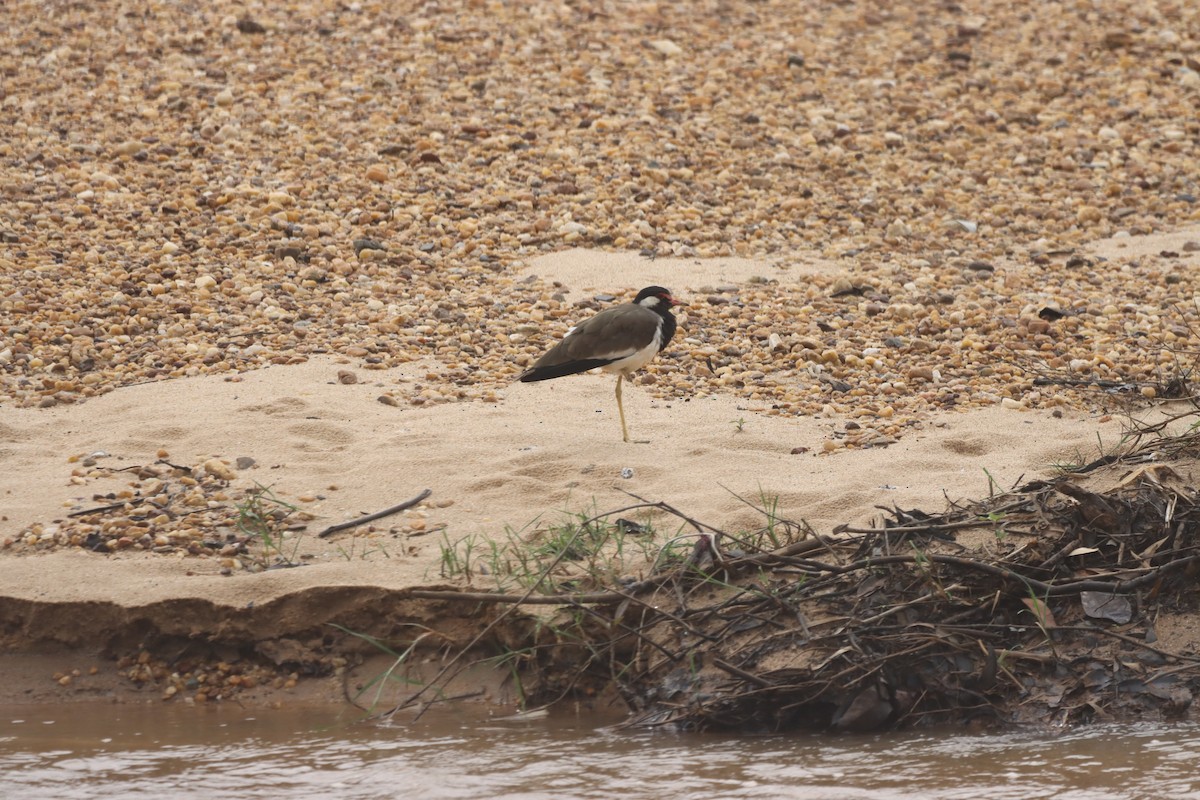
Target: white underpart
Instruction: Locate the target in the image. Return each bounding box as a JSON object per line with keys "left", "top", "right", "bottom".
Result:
{"left": 599, "top": 325, "right": 663, "bottom": 376}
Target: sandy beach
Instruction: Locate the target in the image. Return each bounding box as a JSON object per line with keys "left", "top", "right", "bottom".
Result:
{"left": 0, "top": 271, "right": 1130, "bottom": 604}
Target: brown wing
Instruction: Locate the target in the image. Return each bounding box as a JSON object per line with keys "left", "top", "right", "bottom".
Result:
{"left": 518, "top": 303, "right": 661, "bottom": 382}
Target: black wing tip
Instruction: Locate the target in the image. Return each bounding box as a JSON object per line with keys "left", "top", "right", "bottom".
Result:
{"left": 519, "top": 368, "right": 567, "bottom": 383}
{"left": 518, "top": 359, "right": 614, "bottom": 382}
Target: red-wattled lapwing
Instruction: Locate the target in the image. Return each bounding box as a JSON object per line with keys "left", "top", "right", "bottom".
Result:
{"left": 519, "top": 286, "right": 683, "bottom": 443}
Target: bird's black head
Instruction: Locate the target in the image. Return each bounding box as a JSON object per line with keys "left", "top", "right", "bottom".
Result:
{"left": 634, "top": 286, "right": 682, "bottom": 309}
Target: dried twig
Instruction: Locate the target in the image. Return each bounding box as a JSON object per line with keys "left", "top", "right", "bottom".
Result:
{"left": 318, "top": 488, "right": 432, "bottom": 537}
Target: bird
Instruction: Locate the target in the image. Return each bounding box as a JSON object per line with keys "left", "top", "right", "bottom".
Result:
{"left": 518, "top": 286, "right": 683, "bottom": 443}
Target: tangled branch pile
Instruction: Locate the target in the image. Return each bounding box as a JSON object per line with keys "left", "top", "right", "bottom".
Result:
{"left": 515, "top": 419, "right": 1200, "bottom": 731}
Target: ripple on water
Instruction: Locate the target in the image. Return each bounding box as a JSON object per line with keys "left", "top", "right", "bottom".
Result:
{"left": 2, "top": 708, "right": 1200, "bottom": 800}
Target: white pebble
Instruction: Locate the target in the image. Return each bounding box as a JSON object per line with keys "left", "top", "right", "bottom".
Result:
{"left": 648, "top": 39, "right": 682, "bottom": 57}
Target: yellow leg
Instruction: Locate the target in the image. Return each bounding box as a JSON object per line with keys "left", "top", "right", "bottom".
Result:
{"left": 616, "top": 373, "right": 629, "bottom": 442}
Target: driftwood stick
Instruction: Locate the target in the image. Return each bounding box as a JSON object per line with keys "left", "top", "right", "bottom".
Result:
{"left": 68, "top": 501, "right": 132, "bottom": 517}
{"left": 318, "top": 488, "right": 432, "bottom": 538}
{"left": 713, "top": 657, "right": 774, "bottom": 688}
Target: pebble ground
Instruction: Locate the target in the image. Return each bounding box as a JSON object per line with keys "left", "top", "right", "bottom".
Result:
{"left": 2, "top": 0, "right": 1200, "bottom": 484}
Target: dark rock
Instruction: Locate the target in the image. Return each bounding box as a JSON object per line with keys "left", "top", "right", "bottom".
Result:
{"left": 236, "top": 17, "right": 266, "bottom": 34}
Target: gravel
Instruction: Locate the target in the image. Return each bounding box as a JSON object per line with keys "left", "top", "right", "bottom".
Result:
{"left": 2, "top": 0, "right": 1199, "bottom": 449}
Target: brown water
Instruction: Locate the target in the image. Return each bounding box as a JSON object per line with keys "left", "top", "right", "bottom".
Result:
{"left": 2, "top": 703, "right": 1199, "bottom": 799}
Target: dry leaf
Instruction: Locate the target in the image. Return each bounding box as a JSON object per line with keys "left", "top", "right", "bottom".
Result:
{"left": 1080, "top": 591, "right": 1133, "bottom": 624}
{"left": 1022, "top": 596, "right": 1057, "bottom": 628}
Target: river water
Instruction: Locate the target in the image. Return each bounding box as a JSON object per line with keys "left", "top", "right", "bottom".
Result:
{"left": 2, "top": 703, "right": 1198, "bottom": 799}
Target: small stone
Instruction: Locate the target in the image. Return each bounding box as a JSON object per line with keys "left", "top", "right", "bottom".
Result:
{"left": 885, "top": 219, "right": 911, "bottom": 239}
{"left": 1025, "top": 318, "right": 1052, "bottom": 335}
{"left": 275, "top": 243, "right": 305, "bottom": 260}
{"left": 378, "top": 394, "right": 400, "bottom": 406}
{"left": 648, "top": 39, "right": 683, "bottom": 57}
{"left": 1103, "top": 31, "right": 1135, "bottom": 49}
{"left": 353, "top": 238, "right": 387, "bottom": 257}
{"left": 829, "top": 276, "right": 855, "bottom": 296}
{"left": 236, "top": 456, "right": 256, "bottom": 470}
{"left": 365, "top": 164, "right": 389, "bottom": 183}
{"left": 204, "top": 459, "right": 236, "bottom": 481}
{"left": 236, "top": 17, "right": 266, "bottom": 34}
{"left": 907, "top": 367, "right": 935, "bottom": 381}
{"left": 337, "top": 370, "right": 358, "bottom": 384}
